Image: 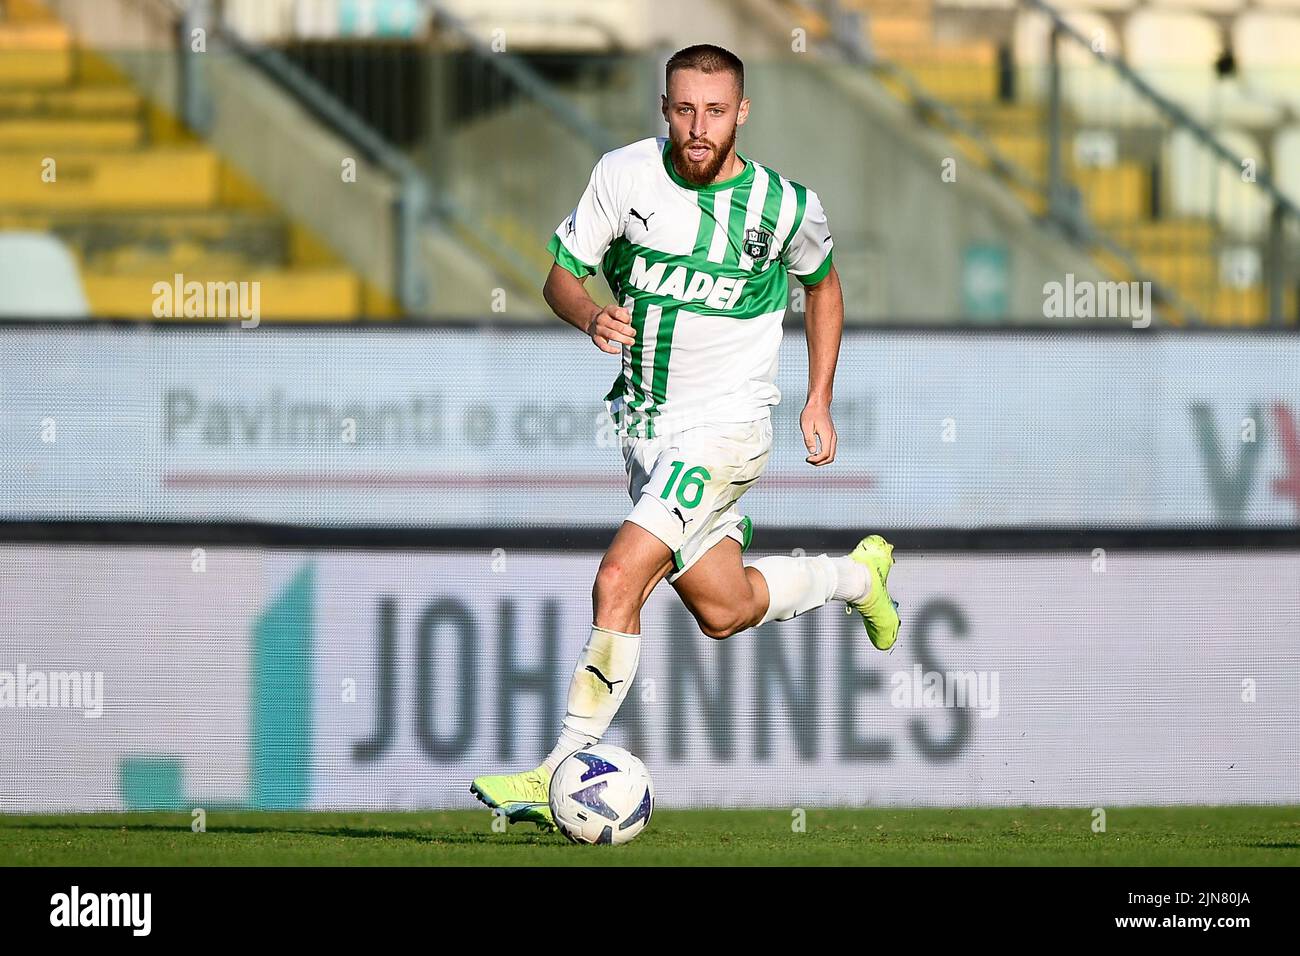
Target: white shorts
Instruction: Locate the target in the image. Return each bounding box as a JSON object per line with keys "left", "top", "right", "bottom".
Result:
{"left": 621, "top": 414, "right": 773, "bottom": 583}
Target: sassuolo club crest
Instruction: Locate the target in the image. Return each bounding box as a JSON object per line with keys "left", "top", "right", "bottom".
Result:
{"left": 743, "top": 226, "right": 771, "bottom": 261}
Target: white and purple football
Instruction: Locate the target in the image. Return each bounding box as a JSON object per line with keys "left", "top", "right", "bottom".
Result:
{"left": 550, "top": 744, "right": 654, "bottom": 845}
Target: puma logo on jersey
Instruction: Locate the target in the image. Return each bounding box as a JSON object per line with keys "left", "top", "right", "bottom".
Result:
{"left": 629, "top": 207, "right": 654, "bottom": 231}
{"left": 629, "top": 256, "right": 747, "bottom": 309}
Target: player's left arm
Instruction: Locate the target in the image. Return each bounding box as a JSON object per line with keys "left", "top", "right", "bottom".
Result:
{"left": 801, "top": 265, "right": 843, "bottom": 466}
{"left": 783, "top": 187, "right": 841, "bottom": 466}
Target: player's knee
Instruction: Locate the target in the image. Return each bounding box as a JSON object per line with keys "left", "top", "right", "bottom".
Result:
{"left": 593, "top": 560, "right": 639, "bottom": 612}
{"left": 697, "top": 610, "right": 748, "bottom": 640}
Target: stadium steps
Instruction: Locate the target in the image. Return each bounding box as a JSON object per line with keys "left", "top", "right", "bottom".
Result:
{"left": 0, "top": 148, "right": 222, "bottom": 208}
{"left": 1112, "top": 219, "right": 1217, "bottom": 252}
{"left": 988, "top": 130, "right": 1047, "bottom": 178}
{"left": 1073, "top": 163, "right": 1149, "bottom": 224}
{"left": 0, "top": 86, "right": 141, "bottom": 115}
{"left": 0, "top": 0, "right": 379, "bottom": 320}
{"left": 1133, "top": 249, "right": 1293, "bottom": 327}
{"left": 0, "top": 116, "right": 142, "bottom": 148}
{"left": 829, "top": 0, "right": 1291, "bottom": 325}
{"left": 842, "top": 0, "right": 1002, "bottom": 103}
{"left": 0, "top": 20, "right": 72, "bottom": 87}
{"left": 0, "top": 209, "right": 289, "bottom": 270}
{"left": 1184, "top": 287, "right": 1291, "bottom": 328}
{"left": 2, "top": 0, "right": 59, "bottom": 22}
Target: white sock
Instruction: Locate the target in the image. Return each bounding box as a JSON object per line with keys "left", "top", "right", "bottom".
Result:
{"left": 541, "top": 624, "right": 641, "bottom": 774}
{"left": 751, "top": 552, "right": 851, "bottom": 626}
{"left": 829, "top": 555, "right": 871, "bottom": 602}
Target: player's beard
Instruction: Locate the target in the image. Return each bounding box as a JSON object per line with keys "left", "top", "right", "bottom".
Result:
{"left": 669, "top": 126, "right": 738, "bottom": 186}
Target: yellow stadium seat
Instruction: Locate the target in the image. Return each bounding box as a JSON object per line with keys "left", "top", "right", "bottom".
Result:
{"left": 3, "top": 0, "right": 59, "bottom": 22}
{"left": 1234, "top": 13, "right": 1300, "bottom": 112}
{"left": 0, "top": 23, "right": 72, "bottom": 87}
{"left": 1075, "top": 163, "right": 1149, "bottom": 223}
{"left": 906, "top": 44, "right": 1000, "bottom": 103}
{"left": 1164, "top": 128, "right": 1271, "bottom": 239}
{"left": 0, "top": 118, "right": 141, "bottom": 148}
{"left": 0, "top": 86, "right": 140, "bottom": 115}
{"left": 0, "top": 149, "right": 220, "bottom": 209}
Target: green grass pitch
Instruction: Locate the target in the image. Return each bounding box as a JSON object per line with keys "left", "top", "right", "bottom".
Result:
{"left": 1, "top": 806, "right": 1297, "bottom": 866}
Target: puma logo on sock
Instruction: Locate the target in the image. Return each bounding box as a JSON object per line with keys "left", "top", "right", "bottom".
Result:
{"left": 585, "top": 665, "right": 624, "bottom": 694}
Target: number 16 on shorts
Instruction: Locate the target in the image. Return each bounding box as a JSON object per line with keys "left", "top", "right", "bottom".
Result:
{"left": 659, "top": 460, "right": 712, "bottom": 511}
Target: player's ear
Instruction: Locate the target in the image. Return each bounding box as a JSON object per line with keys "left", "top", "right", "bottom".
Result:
{"left": 660, "top": 93, "right": 669, "bottom": 122}
{"left": 736, "top": 97, "right": 750, "bottom": 127}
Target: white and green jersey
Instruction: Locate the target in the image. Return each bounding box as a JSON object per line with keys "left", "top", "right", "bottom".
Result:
{"left": 547, "top": 136, "right": 834, "bottom": 438}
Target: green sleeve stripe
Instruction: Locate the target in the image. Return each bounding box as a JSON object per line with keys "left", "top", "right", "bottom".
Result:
{"left": 795, "top": 249, "right": 833, "bottom": 286}
{"left": 547, "top": 233, "right": 598, "bottom": 278}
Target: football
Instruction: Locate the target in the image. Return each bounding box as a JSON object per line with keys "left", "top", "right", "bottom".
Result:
{"left": 549, "top": 745, "right": 654, "bottom": 845}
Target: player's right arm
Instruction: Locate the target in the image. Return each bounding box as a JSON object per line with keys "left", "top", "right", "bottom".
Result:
{"left": 543, "top": 154, "right": 635, "bottom": 354}
{"left": 543, "top": 265, "right": 635, "bottom": 355}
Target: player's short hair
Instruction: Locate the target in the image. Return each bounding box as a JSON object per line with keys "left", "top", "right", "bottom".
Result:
{"left": 665, "top": 44, "right": 745, "bottom": 97}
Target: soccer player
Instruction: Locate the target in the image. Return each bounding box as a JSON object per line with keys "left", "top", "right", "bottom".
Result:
{"left": 470, "top": 44, "right": 899, "bottom": 829}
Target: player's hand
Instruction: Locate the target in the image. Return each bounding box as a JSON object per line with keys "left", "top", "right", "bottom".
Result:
{"left": 801, "top": 400, "right": 837, "bottom": 465}
{"left": 586, "top": 304, "right": 635, "bottom": 354}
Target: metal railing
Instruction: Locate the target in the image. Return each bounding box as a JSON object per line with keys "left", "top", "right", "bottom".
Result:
{"left": 214, "top": 23, "right": 431, "bottom": 311}
{"left": 215, "top": 0, "right": 625, "bottom": 308}
{"left": 414, "top": 1, "right": 621, "bottom": 298}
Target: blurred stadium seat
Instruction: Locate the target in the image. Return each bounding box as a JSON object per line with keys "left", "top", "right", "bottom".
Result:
{"left": 1164, "top": 126, "right": 1270, "bottom": 238}
{"left": 1149, "top": 0, "right": 1242, "bottom": 11}
{"left": 1234, "top": 11, "right": 1300, "bottom": 112}
{"left": 831, "top": 0, "right": 1300, "bottom": 324}
{"left": 1124, "top": 10, "right": 1219, "bottom": 112}
{"left": 1013, "top": 9, "right": 1147, "bottom": 124}
{"left": 0, "top": 231, "right": 87, "bottom": 315}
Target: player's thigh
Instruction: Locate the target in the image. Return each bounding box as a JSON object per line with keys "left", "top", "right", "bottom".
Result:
{"left": 670, "top": 536, "right": 756, "bottom": 630}
{"left": 642, "top": 419, "right": 770, "bottom": 564}
{"left": 595, "top": 519, "right": 676, "bottom": 609}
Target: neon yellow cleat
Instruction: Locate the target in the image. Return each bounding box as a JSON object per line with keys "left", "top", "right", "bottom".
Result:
{"left": 470, "top": 766, "right": 556, "bottom": 831}
{"left": 846, "top": 534, "right": 901, "bottom": 651}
